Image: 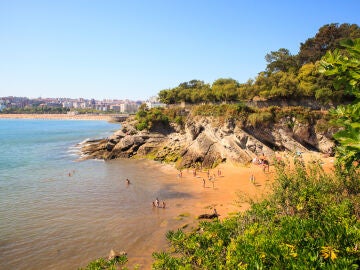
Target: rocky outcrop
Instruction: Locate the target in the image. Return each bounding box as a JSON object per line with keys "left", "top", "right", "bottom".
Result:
{"left": 108, "top": 249, "right": 127, "bottom": 260}
{"left": 81, "top": 115, "right": 336, "bottom": 168}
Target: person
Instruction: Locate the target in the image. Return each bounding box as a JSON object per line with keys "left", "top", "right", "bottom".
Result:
{"left": 162, "top": 201, "right": 166, "bottom": 208}
{"left": 152, "top": 201, "right": 156, "bottom": 207}
{"left": 262, "top": 159, "right": 270, "bottom": 173}
{"left": 250, "top": 174, "right": 255, "bottom": 183}
{"left": 202, "top": 178, "right": 206, "bottom": 188}
{"left": 155, "top": 197, "right": 160, "bottom": 207}
{"left": 126, "top": 178, "right": 130, "bottom": 185}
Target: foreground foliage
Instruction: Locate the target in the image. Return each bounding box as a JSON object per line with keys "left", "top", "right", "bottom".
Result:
{"left": 79, "top": 255, "right": 127, "bottom": 270}
{"left": 319, "top": 38, "right": 360, "bottom": 172}
{"left": 152, "top": 161, "right": 360, "bottom": 269}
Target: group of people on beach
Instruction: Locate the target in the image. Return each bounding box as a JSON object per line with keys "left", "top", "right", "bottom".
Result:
{"left": 152, "top": 197, "right": 166, "bottom": 208}
{"left": 124, "top": 178, "right": 166, "bottom": 209}
{"left": 252, "top": 154, "right": 270, "bottom": 173}
{"left": 189, "top": 168, "right": 220, "bottom": 188}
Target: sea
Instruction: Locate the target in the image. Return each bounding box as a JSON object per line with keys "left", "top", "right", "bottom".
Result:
{"left": 0, "top": 119, "right": 193, "bottom": 269}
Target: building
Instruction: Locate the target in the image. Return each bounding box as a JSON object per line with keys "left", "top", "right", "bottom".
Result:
{"left": 145, "top": 101, "right": 166, "bottom": 109}
{"left": 120, "top": 103, "right": 139, "bottom": 113}
{"left": 62, "top": 101, "right": 74, "bottom": 108}
{"left": 110, "top": 105, "right": 121, "bottom": 112}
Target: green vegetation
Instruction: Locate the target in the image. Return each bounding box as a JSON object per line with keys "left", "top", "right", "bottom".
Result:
{"left": 135, "top": 103, "right": 332, "bottom": 134}
{"left": 135, "top": 105, "right": 185, "bottom": 131}
{"left": 319, "top": 38, "right": 360, "bottom": 172}
{"left": 247, "top": 111, "right": 273, "bottom": 128}
{"left": 158, "top": 23, "right": 360, "bottom": 105}
{"left": 79, "top": 255, "right": 127, "bottom": 270}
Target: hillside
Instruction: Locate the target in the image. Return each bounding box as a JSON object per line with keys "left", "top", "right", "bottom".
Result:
{"left": 81, "top": 104, "right": 336, "bottom": 168}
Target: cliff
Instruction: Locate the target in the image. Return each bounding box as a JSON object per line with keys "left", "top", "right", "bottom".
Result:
{"left": 81, "top": 111, "right": 336, "bottom": 168}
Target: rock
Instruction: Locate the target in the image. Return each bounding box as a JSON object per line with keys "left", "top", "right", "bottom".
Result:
{"left": 198, "top": 213, "right": 219, "bottom": 219}
{"left": 316, "top": 134, "right": 335, "bottom": 155}
{"left": 108, "top": 249, "right": 127, "bottom": 260}
{"left": 80, "top": 112, "right": 337, "bottom": 168}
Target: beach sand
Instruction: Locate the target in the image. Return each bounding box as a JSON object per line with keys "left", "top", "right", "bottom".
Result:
{"left": 0, "top": 113, "right": 113, "bottom": 121}
{"left": 158, "top": 151, "right": 335, "bottom": 220}
{"left": 126, "top": 152, "right": 335, "bottom": 268}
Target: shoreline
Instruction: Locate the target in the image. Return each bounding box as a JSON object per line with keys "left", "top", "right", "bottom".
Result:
{"left": 0, "top": 113, "right": 113, "bottom": 121}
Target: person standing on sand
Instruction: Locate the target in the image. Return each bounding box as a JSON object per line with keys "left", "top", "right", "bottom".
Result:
{"left": 155, "top": 197, "right": 160, "bottom": 207}
{"left": 202, "top": 178, "right": 206, "bottom": 188}
{"left": 262, "top": 159, "right": 270, "bottom": 173}
{"left": 250, "top": 174, "right": 255, "bottom": 184}
{"left": 126, "top": 178, "right": 130, "bottom": 185}
{"left": 162, "top": 201, "right": 166, "bottom": 208}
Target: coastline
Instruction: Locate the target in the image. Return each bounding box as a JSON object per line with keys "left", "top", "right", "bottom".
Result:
{"left": 0, "top": 113, "right": 113, "bottom": 121}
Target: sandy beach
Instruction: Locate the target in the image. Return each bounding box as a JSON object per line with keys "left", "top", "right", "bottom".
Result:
{"left": 0, "top": 113, "right": 113, "bottom": 121}
{"left": 155, "top": 151, "right": 335, "bottom": 221}
{"left": 122, "top": 152, "right": 336, "bottom": 267}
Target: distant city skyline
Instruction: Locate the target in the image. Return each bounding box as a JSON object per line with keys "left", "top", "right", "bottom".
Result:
{"left": 0, "top": 95, "right": 164, "bottom": 113}
{"left": 1, "top": 0, "right": 359, "bottom": 100}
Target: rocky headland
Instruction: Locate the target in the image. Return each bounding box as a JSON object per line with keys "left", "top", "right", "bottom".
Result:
{"left": 81, "top": 107, "right": 336, "bottom": 168}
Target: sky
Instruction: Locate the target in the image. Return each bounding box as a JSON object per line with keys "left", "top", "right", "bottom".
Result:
{"left": 0, "top": 1, "right": 359, "bottom": 100}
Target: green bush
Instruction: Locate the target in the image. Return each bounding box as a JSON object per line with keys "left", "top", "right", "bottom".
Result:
{"left": 135, "top": 121, "right": 148, "bottom": 131}
{"left": 247, "top": 111, "right": 274, "bottom": 127}
{"left": 79, "top": 255, "right": 127, "bottom": 270}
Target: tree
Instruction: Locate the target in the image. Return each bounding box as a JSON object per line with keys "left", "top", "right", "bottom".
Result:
{"left": 299, "top": 23, "right": 360, "bottom": 65}
{"left": 158, "top": 89, "right": 178, "bottom": 104}
{"left": 319, "top": 38, "right": 360, "bottom": 171}
{"left": 269, "top": 71, "right": 298, "bottom": 98}
{"left": 212, "top": 78, "right": 239, "bottom": 103}
{"left": 297, "top": 63, "right": 318, "bottom": 96}
{"left": 265, "top": 48, "right": 299, "bottom": 73}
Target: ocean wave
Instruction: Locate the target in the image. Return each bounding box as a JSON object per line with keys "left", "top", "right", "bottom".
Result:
{"left": 77, "top": 138, "right": 91, "bottom": 145}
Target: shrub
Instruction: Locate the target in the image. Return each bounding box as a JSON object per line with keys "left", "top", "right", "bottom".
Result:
{"left": 247, "top": 111, "right": 274, "bottom": 127}
{"left": 79, "top": 255, "right": 127, "bottom": 270}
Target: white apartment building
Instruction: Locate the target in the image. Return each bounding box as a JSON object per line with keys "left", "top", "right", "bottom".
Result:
{"left": 145, "top": 101, "right": 166, "bottom": 109}
{"left": 120, "top": 103, "right": 139, "bottom": 113}
{"left": 62, "top": 101, "right": 74, "bottom": 108}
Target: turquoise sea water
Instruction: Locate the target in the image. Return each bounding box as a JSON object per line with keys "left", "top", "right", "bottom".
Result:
{"left": 0, "top": 119, "right": 194, "bottom": 269}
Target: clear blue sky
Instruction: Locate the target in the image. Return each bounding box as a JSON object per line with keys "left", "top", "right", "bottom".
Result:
{"left": 1, "top": 0, "right": 359, "bottom": 100}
